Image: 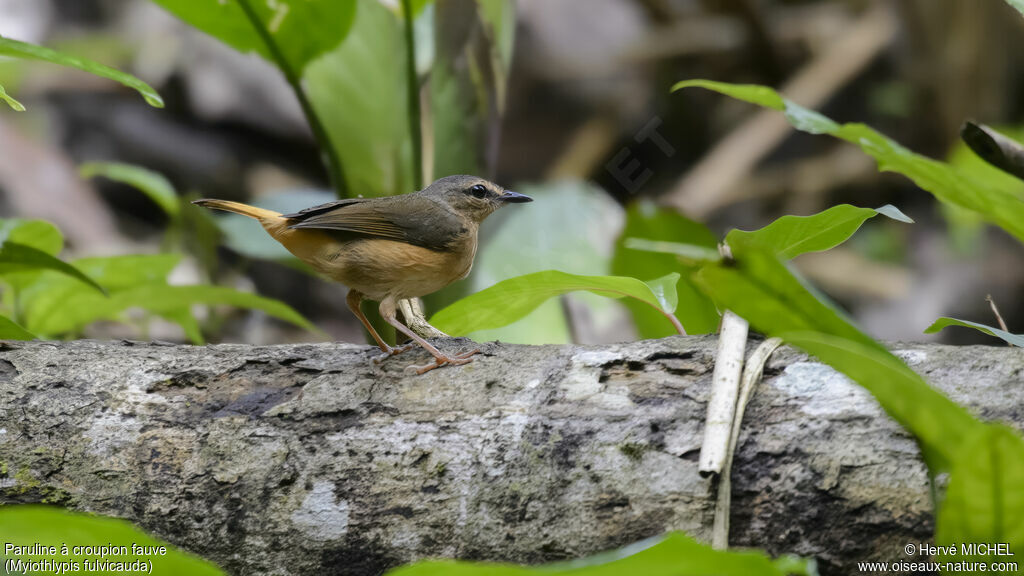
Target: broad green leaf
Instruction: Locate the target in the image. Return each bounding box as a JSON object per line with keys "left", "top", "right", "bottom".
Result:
{"left": 0, "top": 506, "right": 224, "bottom": 575}
{"left": 18, "top": 254, "right": 182, "bottom": 331}
{"left": 694, "top": 242, "right": 980, "bottom": 471}
{"left": 0, "top": 36, "right": 162, "bottom": 108}
{"left": 935, "top": 425, "right": 1024, "bottom": 569}
{"left": 612, "top": 202, "right": 720, "bottom": 337}
{"left": 305, "top": 0, "right": 413, "bottom": 197}
{"left": 0, "top": 242, "right": 105, "bottom": 295}
{"left": 26, "top": 282, "right": 315, "bottom": 338}
{"left": 0, "top": 219, "right": 63, "bottom": 255}
{"left": 16, "top": 254, "right": 315, "bottom": 340}
{"left": 925, "top": 317, "right": 1024, "bottom": 348}
{"left": 673, "top": 80, "right": 1024, "bottom": 243}
{"left": 430, "top": 270, "right": 682, "bottom": 337}
{"left": 149, "top": 0, "right": 356, "bottom": 75}
{"left": 0, "top": 314, "right": 34, "bottom": 340}
{"left": 0, "top": 83, "right": 24, "bottom": 111}
{"left": 80, "top": 162, "right": 180, "bottom": 218}
{"left": 0, "top": 220, "right": 66, "bottom": 300}
{"left": 388, "top": 532, "right": 816, "bottom": 576}
{"left": 727, "top": 204, "right": 912, "bottom": 260}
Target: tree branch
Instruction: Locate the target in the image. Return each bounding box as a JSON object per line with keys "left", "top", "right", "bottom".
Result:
{"left": 2, "top": 337, "right": 1021, "bottom": 575}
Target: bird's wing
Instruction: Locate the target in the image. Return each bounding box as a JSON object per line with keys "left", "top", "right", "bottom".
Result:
{"left": 285, "top": 195, "right": 465, "bottom": 251}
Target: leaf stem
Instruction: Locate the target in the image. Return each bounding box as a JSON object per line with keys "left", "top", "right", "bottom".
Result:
{"left": 400, "top": 0, "right": 424, "bottom": 190}
{"left": 236, "top": 0, "right": 348, "bottom": 197}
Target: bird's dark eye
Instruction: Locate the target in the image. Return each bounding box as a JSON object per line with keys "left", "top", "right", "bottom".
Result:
{"left": 468, "top": 184, "right": 488, "bottom": 199}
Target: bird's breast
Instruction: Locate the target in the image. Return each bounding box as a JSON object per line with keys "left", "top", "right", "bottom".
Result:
{"left": 326, "top": 233, "right": 477, "bottom": 301}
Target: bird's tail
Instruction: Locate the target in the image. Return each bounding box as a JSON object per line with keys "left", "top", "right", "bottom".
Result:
{"left": 192, "top": 199, "right": 282, "bottom": 221}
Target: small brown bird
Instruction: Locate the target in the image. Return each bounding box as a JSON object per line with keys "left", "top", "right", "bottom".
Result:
{"left": 194, "top": 175, "right": 532, "bottom": 373}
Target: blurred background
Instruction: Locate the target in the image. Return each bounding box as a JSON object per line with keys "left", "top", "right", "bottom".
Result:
{"left": 0, "top": 0, "right": 1021, "bottom": 347}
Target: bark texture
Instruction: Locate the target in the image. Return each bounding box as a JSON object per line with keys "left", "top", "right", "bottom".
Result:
{"left": 0, "top": 337, "right": 1021, "bottom": 576}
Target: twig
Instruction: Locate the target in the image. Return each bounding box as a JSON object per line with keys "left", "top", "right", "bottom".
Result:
{"left": 986, "top": 295, "right": 1010, "bottom": 334}
{"left": 236, "top": 0, "right": 347, "bottom": 197}
{"left": 712, "top": 337, "right": 783, "bottom": 549}
{"left": 400, "top": 0, "right": 424, "bottom": 190}
{"left": 699, "top": 310, "right": 749, "bottom": 476}
{"left": 399, "top": 298, "right": 448, "bottom": 339}
{"left": 961, "top": 121, "right": 1024, "bottom": 182}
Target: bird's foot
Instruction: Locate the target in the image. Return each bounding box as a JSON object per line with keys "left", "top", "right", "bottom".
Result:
{"left": 370, "top": 342, "right": 419, "bottom": 365}
{"left": 405, "top": 350, "right": 479, "bottom": 375}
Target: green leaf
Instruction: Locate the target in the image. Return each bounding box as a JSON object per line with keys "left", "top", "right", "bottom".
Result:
{"left": 0, "top": 314, "right": 35, "bottom": 340}
{"left": 936, "top": 425, "right": 1024, "bottom": 567}
{"left": 694, "top": 242, "right": 981, "bottom": 471}
{"left": 430, "top": 270, "right": 682, "bottom": 337}
{"left": 80, "top": 162, "right": 179, "bottom": 218}
{"left": 387, "top": 532, "right": 816, "bottom": 576}
{"left": 0, "top": 83, "right": 25, "bottom": 111}
{"left": 727, "top": 204, "right": 913, "bottom": 260}
{"left": 18, "top": 255, "right": 182, "bottom": 330}
{"left": 0, "top": 219, "right": 63, "bottom": 255}
{"left": 925, "top": 317, "right": 1024, "bottom": 348}
{"left": 0, "top": 505, "right": 224, "bottom": 575}
{"left": 305, "top": 0, "right": 413, "bottom": 197}
{"left": 16, "top": 254, "right": 316, "bottom": 340}
{"left": 612, "top": 202, "right": 720, "bottom": 337}
{"left": 149, "top": 0, "right": 356, "bottom": 75}
{"left": 28, "top": 282, "right": 315, "bottom": 339}
{"left": 673, "top": 80, "right": 1024, "bottom": 243}
{"left": 0, "top": 36, "right": 163, "bottom": 108}
{"left": 0, "top": 242, "right": 105, "bottom": 295}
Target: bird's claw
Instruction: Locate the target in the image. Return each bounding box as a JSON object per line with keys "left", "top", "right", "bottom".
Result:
{"left": 370, "top": 342, "right": 419, "bottom": 365}
{"left": 405, "top": 349, "right": 480, "bottom": 375}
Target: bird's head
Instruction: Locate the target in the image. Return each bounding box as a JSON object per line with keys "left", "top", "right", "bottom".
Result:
{"left": 421, "top": 175, "right": 532, "bottom": 223}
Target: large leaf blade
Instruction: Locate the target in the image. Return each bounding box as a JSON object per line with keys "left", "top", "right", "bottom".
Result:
{"left": 0, "top": 36, "right": 163, "bottom": 108}
{"left": 305, "top": 0, "right": 413, "bottom": 197}
{"left": 0, "top": 219, "right": 63, "bottom": 255}
{"left": 727, "top": 204, "right": 912, "bottom": 259}
{"left": 387, "top": 532, "right": 814, "bottom": 576}
{"left": 0, "top": 506, "right": 224, "bottom": 575}
{"left": 673, "top": 80, "right": 1024, "bottom": 243}
{"left": 0, "top": 83, "right": 25, "bottom": 111}
{"left": 0, "top": 315, "right": 35, "bottom": 340}
{"left": 430, "top": 270, "right": 681, "bottom": 337}
{"left": 925, "top": 317, "right": 1024, "bottom": 348}
{"left": 148, "top": 0, "right": 356, "bottom": 74}
{"left": 0, "top": 242, "right": 105, "bottom": 295}
{"left": 26, "top": 283, "right": 315, "bottom": 338}
{"left": 80, "top": 162, "right": 180, "bottom": 218}
{"left": 935, "top": 425, "right": 1024, "bottom": 569}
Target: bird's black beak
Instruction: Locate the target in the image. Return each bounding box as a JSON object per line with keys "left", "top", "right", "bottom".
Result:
{"left": 499, "top": 191, "right": 533, "bottom": 203}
